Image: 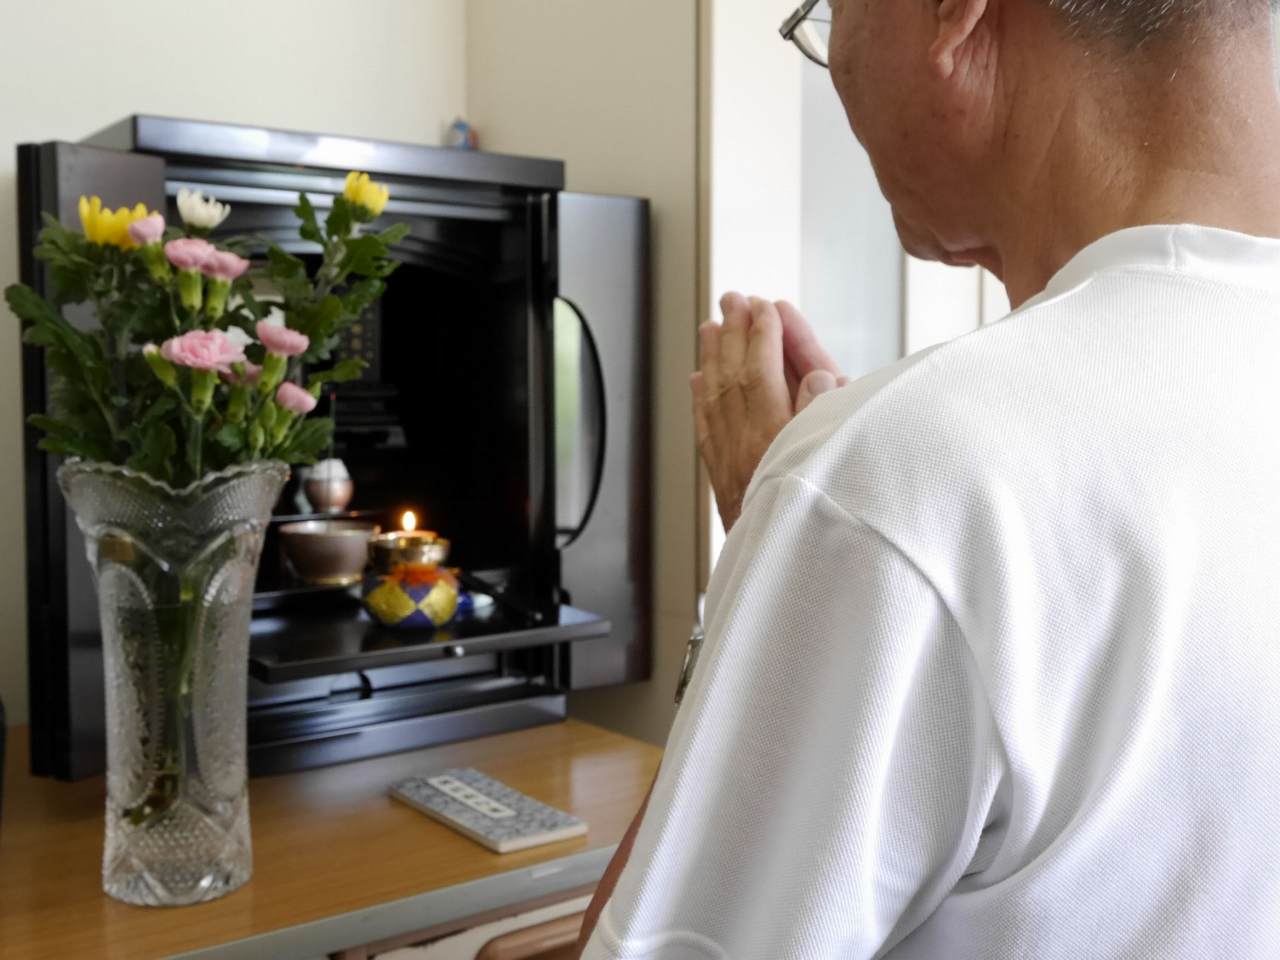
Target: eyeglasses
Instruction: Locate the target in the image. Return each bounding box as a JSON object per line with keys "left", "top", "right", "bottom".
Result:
{"left": 779, "top": 0, "right": 832, "bottom": 68}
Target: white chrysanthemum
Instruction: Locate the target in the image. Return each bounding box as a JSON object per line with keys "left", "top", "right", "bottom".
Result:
{"left": 176, "top": 187, "right": 230, "bottom": 230}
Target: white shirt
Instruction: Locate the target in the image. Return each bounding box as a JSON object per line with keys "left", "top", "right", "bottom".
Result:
{"left": 581, "top": 225, "right": 1280, "bottom": 959}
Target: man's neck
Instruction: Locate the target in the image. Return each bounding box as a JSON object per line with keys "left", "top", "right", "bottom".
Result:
{"left": 990, "top": 30, "right": 1280, "bottom": 306}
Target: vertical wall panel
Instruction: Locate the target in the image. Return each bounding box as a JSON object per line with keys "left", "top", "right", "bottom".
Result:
{"left": 980, "top": 268, "right": 1012, "bottom": 326}
{"left": 903, "top": 256, "right": 982, "bottom": 355}
{"left": 800, "top": 66, "right": 902, "bottom": 379}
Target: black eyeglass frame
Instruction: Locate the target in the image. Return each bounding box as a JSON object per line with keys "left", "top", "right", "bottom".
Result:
{"left": 779, "top": 0, "right": 830, "bottom": 68}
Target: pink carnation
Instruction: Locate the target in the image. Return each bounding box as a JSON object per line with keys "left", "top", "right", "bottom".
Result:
{"left": 164, "top": 237, "right": 215, "bottom": 271}
{"left": 128, "top": 213, "right": 165, "bottom": 246}
{"left": 256, "top": 320, "right": 309, "bottom": 357}
{"left": 203, "top": 249, "right": 250, "bottom": 281}
{"left": 159, "top": 329, "right": 246, "bottom": 373}
{"left": 276, "top": 381, "right": 318, "bottom": 414}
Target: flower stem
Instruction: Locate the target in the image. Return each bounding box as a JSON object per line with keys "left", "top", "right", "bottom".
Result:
{"left": 193, "top": 418, "right": 203, "bottom": 478}
{"left": 185, "top": 410, "right": 205, "bottom": 483}
{"left": 122, "top": 594, "right": 197, "bottom": 828}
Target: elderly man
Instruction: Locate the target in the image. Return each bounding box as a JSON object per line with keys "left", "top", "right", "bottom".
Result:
{"left": 578, "top": 0, "right": 1280, "bottom": 955}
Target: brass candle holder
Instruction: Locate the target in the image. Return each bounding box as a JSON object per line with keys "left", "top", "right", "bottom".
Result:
{"left": 367, "top": 511, "right": 450, "bottom": 574}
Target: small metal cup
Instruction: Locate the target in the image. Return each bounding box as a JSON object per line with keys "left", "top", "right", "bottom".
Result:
{"left": 304, "top": 477, "right": 354, "bottom": 514}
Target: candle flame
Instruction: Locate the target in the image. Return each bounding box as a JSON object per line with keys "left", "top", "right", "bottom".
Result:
{"left": 402, "top": 510, "right": 417, "bottom": 532}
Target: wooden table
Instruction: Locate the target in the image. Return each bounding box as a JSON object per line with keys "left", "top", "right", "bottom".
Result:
{"left": 0, "top": 720, "right": 660, "bottom": 960}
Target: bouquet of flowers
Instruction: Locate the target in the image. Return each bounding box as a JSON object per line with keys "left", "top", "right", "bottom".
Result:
{"left": 3, "top": 170, "right": 412, "bottom": 905}
{"left": 5, "top": 171, "right": 406, "bottom": 487}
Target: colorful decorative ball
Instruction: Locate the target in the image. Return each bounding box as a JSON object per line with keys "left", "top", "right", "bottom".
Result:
{"left": 362, "top": 563, "right": 459, "bottom": 629}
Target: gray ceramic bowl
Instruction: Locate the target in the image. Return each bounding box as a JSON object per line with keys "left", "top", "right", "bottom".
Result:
{"left": 280, "top": 520, "right": 379, "bottom": 587}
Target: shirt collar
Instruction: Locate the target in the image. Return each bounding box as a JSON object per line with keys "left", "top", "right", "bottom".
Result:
{"left": 1021, "top": 223, "right": 1280, "bottom": 311}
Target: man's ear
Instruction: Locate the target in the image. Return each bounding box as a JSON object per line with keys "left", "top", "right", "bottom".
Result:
{"left": 929, "top": 0, "right": 990, "bottom": 80}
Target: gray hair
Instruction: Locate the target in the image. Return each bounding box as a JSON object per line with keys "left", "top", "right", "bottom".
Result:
{"left": 1045, "top": 0, "right": 1266, "bottom": 46}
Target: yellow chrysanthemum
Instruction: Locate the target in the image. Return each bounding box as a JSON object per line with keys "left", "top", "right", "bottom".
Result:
{"left": 342, "top": 171, "right": 390, "bottom": 218}
{"left": 77, "top": 196, "right": 153, "bottom": 249}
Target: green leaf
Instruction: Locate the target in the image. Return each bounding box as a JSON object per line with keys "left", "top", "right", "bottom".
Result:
{"left": 292, "top": 295, "right": 345, "bottom": 361}
{"left": 340, "top": 235, "right": 398, "bottom": 279}
{"left": 377, "top": 223, "right": 410, "bottom": 247}
{"left": 273, "top": 417, "right": 334, "bottom": 464}
{"left": 295, "top": 194, "right": 323, "bottom": 245}
{"left": 325, "top": 196, "right": 353, "bottom": 240}
{"left": 122, "top": 283, "right": 177, "bottom": 342}
{"left": 127, "top": 421, "right": 177, "bottom": 483}
{"left": 267, "top": 249, "right": 305, "bottom": 275}
{"left": 7, "top": 281, "right": 61, "bottom": 325}
{"left": 307, "top": 357, "right": 366, "bottom": 389}
{"left": 37, "top": 435, "right": 106, "bottom": 460}
{"left": 34, "top": 421, "right": 114, "bottom": 461}
{"left": 340, "top": 277, "right": 384, "bottom": 318}
{"left": 34, "top": 217, "right": 94, "bottom": 267}
{"left": 310, "top": 335, "right": 340, "bottom": 363}
{"left": 266, "top": 245, "right": 307, "bottom": 279}
{"left": 213, "top": 423, "right": 246, "bottom": 453}
{"left": 7, "top": 284, "right": 99, "bottom": 368}
{"left": 22, "top": 325, "right": 60, "bottom": 349}
{"left": 46, "top": 262, "right": 91, "bottom": 305}
{"left": 138, "top": 394, "right": 177, "bottom": 427}
{"left": 28, "top": 413, "right": 80, "bottom": 439}
{"left": 265, "top": 246, "right": 312, "bottom": 303}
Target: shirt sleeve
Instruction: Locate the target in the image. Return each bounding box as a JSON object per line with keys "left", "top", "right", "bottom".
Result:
{"left": 580, "top": 474, "right": 1007, "bottom": 960}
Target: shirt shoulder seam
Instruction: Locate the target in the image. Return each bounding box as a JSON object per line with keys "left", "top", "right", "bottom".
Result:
{"left": 767, "top": 472, "right": 1011, "bottom": 785}
{"left": 780, "top": 473, "right": 961, "bottom": 633}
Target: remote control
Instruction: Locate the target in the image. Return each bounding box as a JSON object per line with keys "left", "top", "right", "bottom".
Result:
{"left": 391, "top": 767, "right": 588, "bottom": 853}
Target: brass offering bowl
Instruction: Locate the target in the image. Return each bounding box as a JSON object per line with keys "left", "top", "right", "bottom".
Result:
{"left": 280, "top": 520, "right": 380, "bottom": 587}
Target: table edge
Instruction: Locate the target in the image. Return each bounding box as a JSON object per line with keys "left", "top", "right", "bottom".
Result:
{"left": 166, "top": 844, "right": 617, "bottom": 960}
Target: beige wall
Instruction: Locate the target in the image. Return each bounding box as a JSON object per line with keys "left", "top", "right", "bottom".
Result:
{"left": 0, "top": 0, "right": 469, "bottom": 724}
{"left": 466, "top": 1, "right": 701, "bottom": 745}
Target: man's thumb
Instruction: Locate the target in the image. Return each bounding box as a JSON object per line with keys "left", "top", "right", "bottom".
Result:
{"left": 795, "top": 369, "right": 837, "bottom": 414}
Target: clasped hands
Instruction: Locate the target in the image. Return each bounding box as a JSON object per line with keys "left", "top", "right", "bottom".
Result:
{"left": 691, "top": 294, "right": 845, "bottom": 533}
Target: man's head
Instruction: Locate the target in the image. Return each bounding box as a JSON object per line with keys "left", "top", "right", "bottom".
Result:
{"left": 824, "top": 0, "right": 1278, "bottom": 281}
